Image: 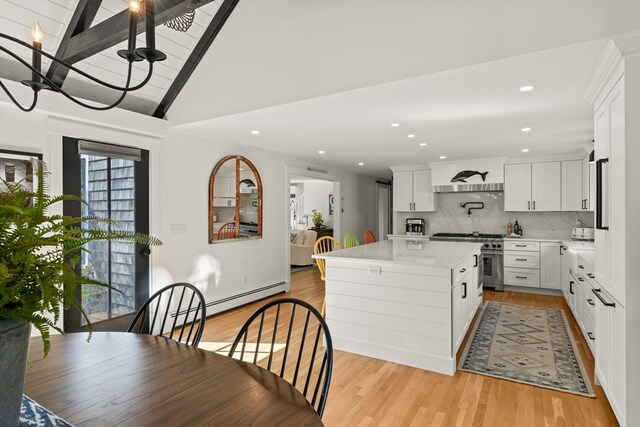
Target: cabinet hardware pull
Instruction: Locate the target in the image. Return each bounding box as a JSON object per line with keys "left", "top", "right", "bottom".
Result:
{"left": 578, "top": 264, "right": 584, "bottom": 269}
{"left": 578, "top": 277, "right": 584, "bottom": 282}
{"left": 560, "top": 246, "right": 564, "bottom": 255}
{"left": 587, "top": 298, "right": 595, "bottom": 306}
{"left": 528, "top": 201, "right": 531, "bottom": 210}
{"left": 515, "top": 258, "right": 527, "bottom": 261}
{"left": 587, "top": 332, "right": 595, "bottom": 341}
{"left": 596, "top": 158, "right": 610, "bottom": 231}
{"left": 516, "top": 276, "right": 527, "bottom": 279}
{"left": 515, "top": 244, "right": 526, "bottom": 247}
{"left": 592, "top": 288, "right": 616, "bottom": 307}
{"left": 460, "top": 268, "right": 466, "bottom": 273}
{"left": 533, "top": 201, "right": 536, "bottom": 210}
{"left": 473, "top": 254, "right": 478, "bottom": 267}
{"left": 462, "top": 282, "right": 467, "bottom": 299}
{"left": 587, "top": 273, "right": 594, "bottom": 278}
{"left": 570, "top": 281, "right": 574, "bottom": 295}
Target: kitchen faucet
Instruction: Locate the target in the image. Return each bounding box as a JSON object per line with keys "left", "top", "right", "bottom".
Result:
{"left": 460, "top": 201, "right": 485, "bottom": 217}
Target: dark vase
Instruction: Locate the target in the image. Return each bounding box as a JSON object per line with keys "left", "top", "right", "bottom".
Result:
{"left": 0, "top": 319, "right": 31, "bottom": 427}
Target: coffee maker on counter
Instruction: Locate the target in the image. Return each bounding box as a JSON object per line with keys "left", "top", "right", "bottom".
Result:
{"left": 405, "top": 218, "right": 425, "bottom": 236}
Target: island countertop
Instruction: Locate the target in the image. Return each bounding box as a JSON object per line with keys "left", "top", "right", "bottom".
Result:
{"left": 313, "top": 239, "right": 482, "bottom": 268}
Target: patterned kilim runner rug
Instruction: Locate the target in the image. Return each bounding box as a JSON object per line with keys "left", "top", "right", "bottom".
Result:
{"left": 458, "top": 301, "right": 595, "bottom": 397}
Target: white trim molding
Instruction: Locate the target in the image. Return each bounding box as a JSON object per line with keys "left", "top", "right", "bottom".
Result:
{"left": 582, "top": 31, "right": 640, "bottom": 107}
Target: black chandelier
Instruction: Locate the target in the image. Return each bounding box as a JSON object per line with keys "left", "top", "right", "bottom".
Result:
{"left": 0, "top": 0, "right": 166, "bottom": 112}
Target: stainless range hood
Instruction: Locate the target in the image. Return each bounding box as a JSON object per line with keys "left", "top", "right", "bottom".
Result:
{"left": 432, "top": 182, "right": 504, "bottom": 193}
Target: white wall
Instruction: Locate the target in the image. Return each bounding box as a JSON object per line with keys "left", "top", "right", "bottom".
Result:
{"left": 302, "top": 180, "right": 334, "bottom": 228}
{"left": 0, "top": 96, "right": 378, "bottom": 324}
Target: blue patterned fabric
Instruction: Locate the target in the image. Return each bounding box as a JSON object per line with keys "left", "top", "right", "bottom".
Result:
{"left": 458, "top": 301, "right": 595, "bottom": 397}
{"left": 20, "top": 395, "right": 73, "bottom": 427}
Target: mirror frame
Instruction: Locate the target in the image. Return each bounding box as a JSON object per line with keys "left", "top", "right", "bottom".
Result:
{"left": 208, "top": 155, "right": 263, "bottom": 243}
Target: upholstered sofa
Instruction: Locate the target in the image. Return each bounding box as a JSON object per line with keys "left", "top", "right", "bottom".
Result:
{"left": 290, "top": 229, "right": 318, "bottom": 266}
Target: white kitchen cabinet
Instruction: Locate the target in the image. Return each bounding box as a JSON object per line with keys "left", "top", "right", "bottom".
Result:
{"left": 504, "top": 162, "right": 561, "bottom": 211}
{"left": 391, "top": 167, "right": 435, "bottom": 212}
{"left": 581, "top": 156, "right": 593, "bottom": 211}
{"left": 594, "top": 76, "right": 625, "bottom": 306}
{"left": 392, "top": 171, "right": 413, "bottom": 211}
{"left": 562, "top": 160, "right": 583, "bottom": 211}
{"left": 504, "top": 239, "right": 541, "bottom": 288}
{"left": 540, "top": 242, "right": 562, "bottom": 289}
{"left": 594, "top": 287, "right": 626, "bottom": 422}
{"left": 452, "top": 279, "right": 465, "bottom": 351}
{"left": 213, "top": 177, "right": 237, "bottom": 207}
{"left": 504, "top": 163, "right": 531, "bottom": 211}
{"left": 531, "top": 162, "right": 562, "bottom": 211}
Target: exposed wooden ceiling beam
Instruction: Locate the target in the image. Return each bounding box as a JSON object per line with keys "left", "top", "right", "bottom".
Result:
{"left": 51, "top": 0, "right": 217, "bottom": 86}
{"left": 153, "top": 0, "right": 240, "bottom": 119}
{"left": 46, "top": 0, "right": 103, "bottom": 87}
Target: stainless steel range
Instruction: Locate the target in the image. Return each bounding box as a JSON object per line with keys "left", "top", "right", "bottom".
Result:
{"left": 430, "top": 232, "right": 504, "bottom": 291}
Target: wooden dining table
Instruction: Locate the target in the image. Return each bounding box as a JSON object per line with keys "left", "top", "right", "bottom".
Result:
{"left": 23, "top": 332, "right": 323, "bottom": 426}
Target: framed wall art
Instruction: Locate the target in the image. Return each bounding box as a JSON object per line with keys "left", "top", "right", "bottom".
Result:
{"left": 0, "top": 149, "right": 43, "bottom": 195}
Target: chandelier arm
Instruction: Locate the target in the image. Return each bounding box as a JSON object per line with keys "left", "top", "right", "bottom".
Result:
{"left": 0, "top": 80, "right": 38, "bottom": 112}
{"left": 0, "top": 46, "right": 133, "bottom": 111}
{"left": 0, "top": 33, "right": 154, "bottom": 92}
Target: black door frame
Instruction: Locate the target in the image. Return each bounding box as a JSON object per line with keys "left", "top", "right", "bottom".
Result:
{"left": 62, "top": 136, "right": 150, "bottom": 332}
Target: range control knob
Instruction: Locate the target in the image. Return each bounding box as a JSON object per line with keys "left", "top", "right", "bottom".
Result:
{"left": 492, "top": 243, "right": 497, "bottom": 248}
{"left": 484, "top": 243, "right": 489, "bottom": 248}
{"left": 497, "top": 244, "right": 502, "bottom": 248}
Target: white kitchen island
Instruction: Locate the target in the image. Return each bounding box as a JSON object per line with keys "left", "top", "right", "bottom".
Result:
{"left": 313, "top": 239, "right": 483, "bottom": 375}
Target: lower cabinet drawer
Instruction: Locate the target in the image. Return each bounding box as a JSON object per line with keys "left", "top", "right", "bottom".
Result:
{"left": 584, "top": 287, "right": 596, "bottom": 321}
{"left": 583, "top": 309, "right": 596, "bottom": 353}
{"left": 504, "top": 251, "right": 540, "bottom": 269}
{"left": 504, "top": 268, "right": 540, "bottom": 287}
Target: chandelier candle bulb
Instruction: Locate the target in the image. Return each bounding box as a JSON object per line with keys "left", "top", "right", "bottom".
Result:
{"left": 127, "top": 3, "right": 138, "bottom": 55}
{"left": 31, "top": 22, "right": 42, "bottom": 84}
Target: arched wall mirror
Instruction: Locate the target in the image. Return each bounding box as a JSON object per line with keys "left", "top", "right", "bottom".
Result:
{"left": 209, "top": 155, "right": 263, "bottom": 243}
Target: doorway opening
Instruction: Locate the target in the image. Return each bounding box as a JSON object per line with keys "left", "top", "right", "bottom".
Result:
{"left": 287, "top": 170, "right": 340, "bottom": 276}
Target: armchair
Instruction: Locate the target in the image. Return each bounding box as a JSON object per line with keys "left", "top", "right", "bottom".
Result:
{"left": 290, "top": 229, "right": 318, "bottom": 266}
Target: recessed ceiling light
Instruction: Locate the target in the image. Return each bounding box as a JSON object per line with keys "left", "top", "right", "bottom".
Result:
{"left": 419, "top": 142, "right": 427, "bottom": 146}
{"left": 439, "top": 155, "right": 447, "bottom": 160}
{"left": 521, "top": 148, "right": 530, "bottom": 153}
{"left": 521, "top": 127, "right": 532, "bottom": 132}
{"left": 251, "top": 130, "right": 260, "bottom": 135}
{"left": 390, "top": 123, "right": 400, "bottom": 127}
{"left": 407, "top": 134, "right": 415, "bottom": 138}
{"left": 519, "top": 85, "right": 535, "bottom": 92}
{"left": 357, "top": 162, "right": 364, "bottom": 166}
{"left": 318, "top": 150, "right": 326, "bottom": 154}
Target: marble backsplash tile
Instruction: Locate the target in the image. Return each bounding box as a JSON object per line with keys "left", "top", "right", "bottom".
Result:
{"left": 395, "top": 192, "right": 594, "bottom": 239}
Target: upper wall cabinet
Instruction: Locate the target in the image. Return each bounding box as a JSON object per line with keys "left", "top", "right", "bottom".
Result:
{"left": 208, "top": 155, "right": 263, "bottom": 243}
{"left": 390, "top": 166, "right": 435, "bottom": 212}
{"left": 562, "top": 160, "right": 583, "bottom": 211}
{"left": 504, "top": 162, "right": 561, "bottom": 211}
{"left": 562, "top": 158, "right": 594, "bottom": 212}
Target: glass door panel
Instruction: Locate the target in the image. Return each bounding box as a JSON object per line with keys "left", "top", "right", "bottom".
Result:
{"left": 64, "top": 138, "right": 149, "bottom": 332}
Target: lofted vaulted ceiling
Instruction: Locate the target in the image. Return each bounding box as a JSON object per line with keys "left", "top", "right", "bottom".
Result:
{"left": 1, "top": 1, "right": 639, "bottom": 176}
{"left": 0, "top": 0, "right": 231, "bottom": 115}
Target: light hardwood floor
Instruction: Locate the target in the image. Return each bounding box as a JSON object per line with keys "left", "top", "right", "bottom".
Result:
{"left": 200, "top": 268, "right": 618, "bottom": 427}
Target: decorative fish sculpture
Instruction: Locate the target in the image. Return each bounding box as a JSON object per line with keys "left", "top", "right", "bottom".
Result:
{"left": 450, "top": 170, "right": 488, "bottom": 183}
{"left": 240, "top": 178, "right": 256, "bottom": 187}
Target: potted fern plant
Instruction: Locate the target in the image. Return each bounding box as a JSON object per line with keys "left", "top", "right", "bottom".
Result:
{"left": 0, "top": 163, "right": 161, "bottom": 425}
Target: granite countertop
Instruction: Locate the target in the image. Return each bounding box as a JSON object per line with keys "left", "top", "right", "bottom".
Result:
{"left": 313, "top": 240, "right": 481, "bottom": 268}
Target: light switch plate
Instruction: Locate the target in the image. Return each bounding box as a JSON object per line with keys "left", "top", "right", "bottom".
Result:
{"left": 170, "top": 224, "right": 187, "bottom": 235}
